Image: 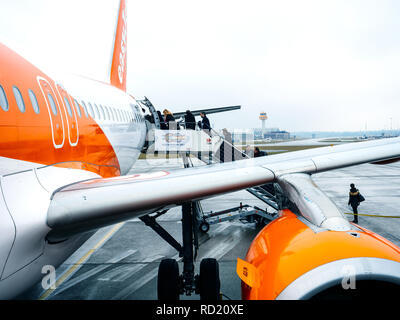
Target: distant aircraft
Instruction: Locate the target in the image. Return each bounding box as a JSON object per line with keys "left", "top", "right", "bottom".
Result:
{"left": 0, "top": 0, "right": 400, "bottom": 300}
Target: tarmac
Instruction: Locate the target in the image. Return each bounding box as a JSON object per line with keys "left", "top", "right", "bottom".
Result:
{"left": 21, "top": 157, "right": 400, "bottom": 300}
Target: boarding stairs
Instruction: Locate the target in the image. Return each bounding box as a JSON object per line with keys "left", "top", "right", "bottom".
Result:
{"left": 141, "top": 97, "right": 280, "bottom": 223}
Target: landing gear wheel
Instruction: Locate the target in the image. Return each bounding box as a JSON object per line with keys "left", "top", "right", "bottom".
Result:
{"left": 199, "top": 221, "right": 210, "bottom": 233}
{"left": 157, "top": 259, "right": 180, "bottom": 301}
{"left": 199, "top": 258, "right": 220, "bottom": 301}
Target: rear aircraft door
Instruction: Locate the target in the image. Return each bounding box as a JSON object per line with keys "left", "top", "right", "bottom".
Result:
{"left": 37, "top": 77, "right": 65, "bottom": 148}
{"left": 55, "top": 84, "right": 79, "bottom": 146}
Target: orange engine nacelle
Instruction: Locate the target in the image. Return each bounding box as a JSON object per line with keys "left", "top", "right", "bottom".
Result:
{"left": 238, "top": 209, "right": 400, "bottom": 300}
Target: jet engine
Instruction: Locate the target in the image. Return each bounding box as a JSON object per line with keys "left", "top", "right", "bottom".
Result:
{"left": 237, "top": 173, "right": 400, "bottom": 299}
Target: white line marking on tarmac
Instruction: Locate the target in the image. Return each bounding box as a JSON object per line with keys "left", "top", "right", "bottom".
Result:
{"left": 111, "top": 253, "right": 181, "bottom": 300}
{"left": 51, "top": 249, "right": 137, "bottom": 297}
{"left": 39, "top": 222, "right": 125, "bottom": 300}
{"left": 98, "top": 254, "right": 164, "bottom": 282}
{"left": 202, "top": 230, "right": 242, "bottom": 260}
{"left": 111, "top": 229, "right": 242, "bottom": 299}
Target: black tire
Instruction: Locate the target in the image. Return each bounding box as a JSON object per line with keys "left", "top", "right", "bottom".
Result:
{"left": 157, "top": 259, "right": 180, "bottom": 301}
{"left": 199, "top": 221, "right": 210, "bottom": 233}
{"left": 199, "top": 258, "right": 220, "bottom": 301}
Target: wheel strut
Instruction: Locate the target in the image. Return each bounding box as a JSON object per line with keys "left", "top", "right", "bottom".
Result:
{"left": 156, "top": 201, "right": 221, "bottom": 300}
{"left": 181, "top": 202, "right": 195, "bottom": 295}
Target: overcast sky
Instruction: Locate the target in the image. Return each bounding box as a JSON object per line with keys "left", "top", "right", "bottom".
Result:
{"left": 1, "top": 0, "right": 400, "bottom": 132}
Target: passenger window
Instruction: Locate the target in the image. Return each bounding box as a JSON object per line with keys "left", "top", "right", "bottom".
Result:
{"left": 81, "top": 101, "right": 89, "bottom": 117}
{"left": 109, "top": 107, "right": 113, "bottom": 121}
{"left": 13, "top": 86, "right": 25, "bottom": 113}
{"left": 87, "top": 102, "right": 94, "bottom": 118}
{"left": 73, "top": 99, "right": 82, "bottom": 117}
{"left": 0, "top": 85, "right": 9, "bottom": 111}
{"left": 99, "top": 104, "right": 105, "bottom": 120}
{"left": 28, "top": 89, "right": 40, "bottom": 114}
{"left": 64, "top": 97, "right": 73, "bottom": 117}
{"left": 104, "top": 106, "right": 110, "bottom": 120}
{"left": 48, "top": 93, "right": 58, "bottom": 116}
{"left": 94, "top": 104, "right": 100, "bottom": 119}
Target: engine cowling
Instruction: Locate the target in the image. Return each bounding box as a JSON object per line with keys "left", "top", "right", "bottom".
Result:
{"left": 238, "top": 209, "right": 400, "bottom": 300}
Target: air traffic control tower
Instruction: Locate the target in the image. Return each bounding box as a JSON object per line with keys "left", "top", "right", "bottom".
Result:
{"left": 259, "top": 112, "right": 267, "bottom": 137}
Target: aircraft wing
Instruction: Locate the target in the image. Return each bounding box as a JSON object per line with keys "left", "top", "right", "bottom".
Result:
{"left": 173, "top": 105, "right": 241, "bottom": 118}
{"left": 46, "top": 137, "right": 400, "bottom": 242}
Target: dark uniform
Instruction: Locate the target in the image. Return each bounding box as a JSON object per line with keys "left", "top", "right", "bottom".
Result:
{"left": 165, "top": 114, "right": 179, "bottom": 130}
{"left": 199, "top": 112, "right": 211, "bottom": 136}
{"left": 157, "top": 111, "right": 167, "bottom": 130}
{"left": 348, "top": 183, "right": 362, "bottom": 223}
{"left": 200, "top": 113, "right": 211, "bottom": 130}
{"left": 184, "top": 110, "right": 196, "bottom": 130}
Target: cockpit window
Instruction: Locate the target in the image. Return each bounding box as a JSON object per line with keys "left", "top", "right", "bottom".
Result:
{"left": 28, "top": 89, "right": 40, "bottom": 114}
{"left": 0, "top": 85, "right": 9, "bottom": 111}
{"left": 13, "top": 86, "right": 25, "bottom": 113}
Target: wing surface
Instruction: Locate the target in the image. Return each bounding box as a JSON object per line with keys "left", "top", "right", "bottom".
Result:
{"left": 47, "top": 137, "right": 400, "bottom": 241}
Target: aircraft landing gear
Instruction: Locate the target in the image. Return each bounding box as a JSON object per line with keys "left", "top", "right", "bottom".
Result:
{"left": 198, "top": 258, "right": 220, "bottom": 300}
{"left": 156, "top": 202, "right": 221, "bottom": 301}
{"left": 157, "top": 259, "right": 180, "bottom": 301}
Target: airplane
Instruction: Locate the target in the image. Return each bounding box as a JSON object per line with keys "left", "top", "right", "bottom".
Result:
{"left": 1, "top": 0, "right": 400, "bottom": 300}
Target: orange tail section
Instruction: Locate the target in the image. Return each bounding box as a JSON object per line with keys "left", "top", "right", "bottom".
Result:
{"left": 109, "top": 0, "right": 127, "bottom": 92}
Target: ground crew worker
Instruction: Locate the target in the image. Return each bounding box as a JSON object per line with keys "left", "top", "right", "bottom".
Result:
{"left": 348, "top": 183, "right": 364, "bottom": 223}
